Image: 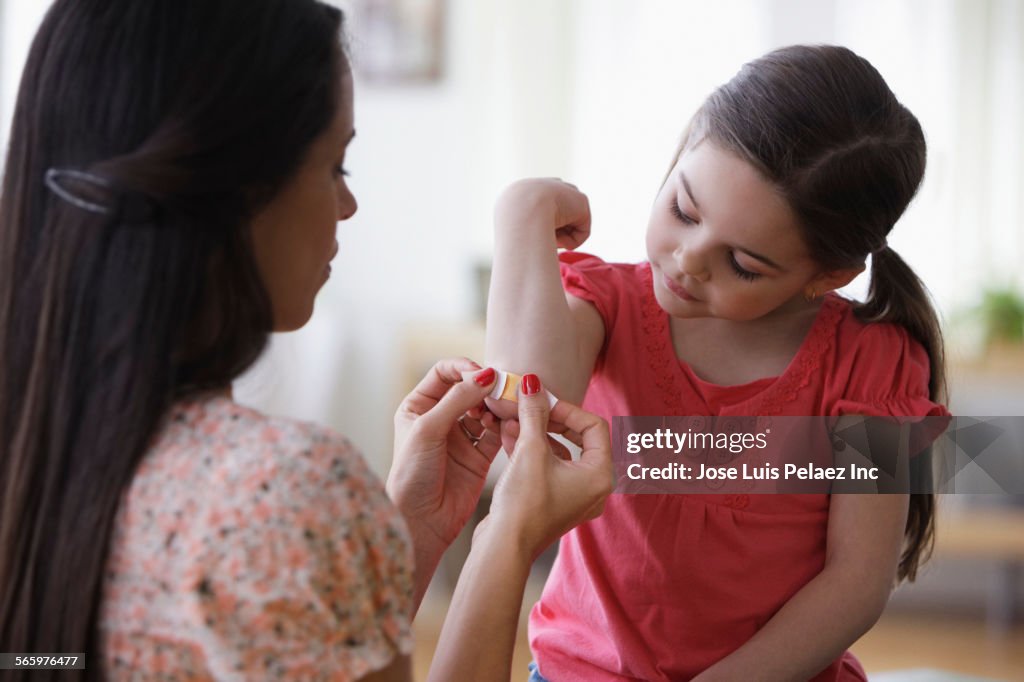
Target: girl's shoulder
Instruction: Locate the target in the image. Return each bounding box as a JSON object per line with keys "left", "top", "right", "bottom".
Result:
{"left": 826, "top": 296, "right": 944, "bottom": 417}
{"left": 558, "top": 251, "right": 651, "bottom": 322}
{"left": 558, "top": 251, "right": 648, "bottom": 283}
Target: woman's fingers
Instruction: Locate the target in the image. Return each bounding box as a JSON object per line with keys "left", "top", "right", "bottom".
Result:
{"left": 514, "top": 374, "right": 551, "bottom": 450}
{"left": 485, "top": 381, "right": 615, "bottom": 560}
{"left": 399, "top": 361, "right": 498, "bottom": 440}
{"left": 499, "top": 418, "right": 519, "bottom": 459}
{"left": 398, "top": 357, "right": 479, "bottom": 415}
{"left": 474, "top": 424, "right": 502, "bottom": 461}
{"left": 453, "top": 415, "right": 502, "bottom": 461}
{"left": 550, "top": 400, "right": 611, "bottom": 466}
{"left": 545, "top": 418, "right": 584, "bottom": 448}
{"left": 547, "top": 435, "right": 572, "bottom": 462}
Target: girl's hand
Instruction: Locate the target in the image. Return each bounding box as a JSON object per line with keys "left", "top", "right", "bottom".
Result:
{"left": 388, "top": 358, "right": 503, "bottom": 605}
{"left": 480, "top": 374, "right": 614, "bottom": 560}
{"left": 494, "top": 178, "right": 591, "bottom": 250}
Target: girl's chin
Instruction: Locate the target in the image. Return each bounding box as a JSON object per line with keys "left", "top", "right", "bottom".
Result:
{"left": 654, "top": 285, "right": 707, "bottom": 318}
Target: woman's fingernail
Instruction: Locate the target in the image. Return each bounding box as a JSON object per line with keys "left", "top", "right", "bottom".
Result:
{"left": 474, "top": 367, "right": 496, "bottom": 387}
{"left": 521, "top": 373, "right": 541, "bottom": 396}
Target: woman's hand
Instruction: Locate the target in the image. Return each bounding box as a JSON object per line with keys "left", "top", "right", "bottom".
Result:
{"left": 494, "top": 178, "right": 592, "bottom": 249}
{"left": 387, "top": 358, "right": 503, "bottom": 609}
{"left": 481, "top": 374, "right": 614, "bottom": 560}
{"left": 426, "top": 374, "right": 613, "bottom": 682}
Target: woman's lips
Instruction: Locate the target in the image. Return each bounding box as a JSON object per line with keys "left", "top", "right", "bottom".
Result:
{"left": 664, "top": 273, "right": 699, "bottom": 302}
{"left": 324, "top": 241, "right": 339, "bottom": 278}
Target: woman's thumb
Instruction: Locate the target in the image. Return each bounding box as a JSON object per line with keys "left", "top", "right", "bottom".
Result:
{"left": 516, "top": 373, "right": 550, "bottom": 446}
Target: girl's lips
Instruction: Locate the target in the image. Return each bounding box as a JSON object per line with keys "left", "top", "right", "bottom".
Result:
{"left": 664, "top": 273, "right": 699, "bottom": 302}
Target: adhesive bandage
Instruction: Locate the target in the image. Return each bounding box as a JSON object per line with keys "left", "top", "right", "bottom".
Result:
{"left": 462, "top": 368, "right": 558, "bottom": 408}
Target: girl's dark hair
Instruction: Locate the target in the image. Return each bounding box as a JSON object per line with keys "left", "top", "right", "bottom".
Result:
{"left": 0, "top": 0, "right": 345, "bottom": 678}
{"left": 674, "top": 45, "right": 945, "bottom": 582}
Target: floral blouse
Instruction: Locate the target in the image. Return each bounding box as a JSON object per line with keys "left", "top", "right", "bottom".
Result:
{"left": 100, "top": 393, "right": 414, "bottom": 680}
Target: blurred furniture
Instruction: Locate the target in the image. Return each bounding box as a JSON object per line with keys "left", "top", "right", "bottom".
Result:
{"left": 939, "top": 355, "right": 1024, "bottom": 634}
{"left": 935, "top": 504, "right": 1024, "bottom": 633}
{"left": 399, "top": 320, "right": 486, "bottom": 391}
{"left": 871, "top": 670, "right": 1006, "bottom": 682}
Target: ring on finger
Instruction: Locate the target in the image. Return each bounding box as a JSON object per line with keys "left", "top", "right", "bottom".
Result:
{"left": 458, "top": 417, "right": 484, "bottom": 445}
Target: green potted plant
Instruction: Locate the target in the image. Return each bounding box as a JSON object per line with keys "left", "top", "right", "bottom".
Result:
{"left": 979, "top": 288, "right": 1024, "bottom": 345}
{"left": 975, "top": 286, "right": 1024, "bottom": 371}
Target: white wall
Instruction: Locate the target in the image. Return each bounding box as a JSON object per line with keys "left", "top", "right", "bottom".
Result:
{"left": 0, "top": 0, "right": 48, "bottom": 151}
{"left": 235, "top": 0, "right": 584, "bottom": 471}
{"left": 248, "top": 0, "right": 1024, "bottom": 475}
{"left": 1, "top": 0, "right": 1020, "bottom": 477}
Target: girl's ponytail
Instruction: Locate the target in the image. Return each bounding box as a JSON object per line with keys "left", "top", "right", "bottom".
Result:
{"left": 856, "top": 245, "right": 946, "bottom": 582}
{"left": 858, "top": 246, "right": 947, "bottom": 404}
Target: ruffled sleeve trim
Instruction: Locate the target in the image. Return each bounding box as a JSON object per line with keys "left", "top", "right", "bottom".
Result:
{"left": 558, "top": 251, "right": 618, "bottom": 328}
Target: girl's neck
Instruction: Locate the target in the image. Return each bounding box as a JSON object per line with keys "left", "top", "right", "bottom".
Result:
{"left": 669, "top": 297, "right": 824, "bottom": 385}
{"left": 701, "top": 296, "right": 822, "bottom": 341}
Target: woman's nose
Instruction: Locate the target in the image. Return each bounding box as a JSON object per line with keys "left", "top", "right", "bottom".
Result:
{"left": 338, "top": 184, "right": 357, "bottom": 222}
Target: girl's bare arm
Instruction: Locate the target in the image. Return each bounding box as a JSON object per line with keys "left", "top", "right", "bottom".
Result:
{"left": 486, "top": 179, "right": 605, "bottom": 413}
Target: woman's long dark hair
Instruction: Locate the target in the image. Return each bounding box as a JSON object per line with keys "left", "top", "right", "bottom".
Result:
{"left": 673, "top": 45, "right": 946, "bottom": 582}
{"left": 0, "top": 1, "right": 345, "bottom": 678}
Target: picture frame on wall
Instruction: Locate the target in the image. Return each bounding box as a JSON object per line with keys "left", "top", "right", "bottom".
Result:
{"left": 351, "top": 0, "right": 444, "bottom": 83}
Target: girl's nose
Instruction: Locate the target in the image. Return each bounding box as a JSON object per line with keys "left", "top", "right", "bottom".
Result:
{"left": 676, "top": 243, "right": 711, "bottom": 282}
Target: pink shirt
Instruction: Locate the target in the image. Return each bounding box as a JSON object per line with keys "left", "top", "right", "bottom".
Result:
{"left": 100, "top": 394, "right": 414, "bottom": 680}
{"left": 528, "top": 253, "right": 948, "bottom": 681}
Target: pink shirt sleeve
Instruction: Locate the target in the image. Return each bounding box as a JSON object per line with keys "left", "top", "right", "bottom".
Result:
{"left": 828, "top": 321, "right": 950, "bottom": 453}
{"left": 559, "top": 251, "right": 621, "bottom": 327}
{"left": 829, "top": 321, "right": 947, "bottom": 416}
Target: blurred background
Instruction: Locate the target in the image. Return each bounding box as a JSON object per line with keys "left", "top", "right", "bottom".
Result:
{"left": 1, "top": 0, "right": 1022, "bottom": 679}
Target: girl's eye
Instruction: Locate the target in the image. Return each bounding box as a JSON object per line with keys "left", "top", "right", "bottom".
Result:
{"left": 729, "top": 252, "right": 761, "bottom": 281}
{"left": 670, "top": 200, "right": 698, "bottom": 225}
{"left": 333, "top": 163, "right": 349, "bottom": 178}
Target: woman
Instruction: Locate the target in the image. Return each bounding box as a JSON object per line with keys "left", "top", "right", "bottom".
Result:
{"left": 0, "top": 0, "right": 613, "bottom": 679}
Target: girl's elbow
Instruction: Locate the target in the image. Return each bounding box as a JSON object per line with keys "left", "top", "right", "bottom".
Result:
{"left": 856, "top": 582, "right": 894, "bottom": 634}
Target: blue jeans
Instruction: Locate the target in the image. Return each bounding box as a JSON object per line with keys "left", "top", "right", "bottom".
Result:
{"left": 527, "top": 661, "right": 550, "bottom": 682}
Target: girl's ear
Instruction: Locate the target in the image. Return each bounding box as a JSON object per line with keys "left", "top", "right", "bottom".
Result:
{"left": 809, "top": 263, "right": 866, "bottom": 296}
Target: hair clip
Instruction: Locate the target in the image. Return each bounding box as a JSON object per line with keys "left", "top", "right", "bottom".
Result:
{"left": 44, "top": 167, "right": 159, "bottom": 223}
{"left": 871, "top": 238, "right": 889, "bottom": 254}
{"left": 44, "top": 168, "right": 114, "bottom": 215}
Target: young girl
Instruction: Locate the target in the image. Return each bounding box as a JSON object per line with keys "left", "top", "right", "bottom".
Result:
{"left": 486, "top": 45, "right": 950, "bottom": 681}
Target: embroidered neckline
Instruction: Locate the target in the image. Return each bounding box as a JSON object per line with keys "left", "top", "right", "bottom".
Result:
{"left": 638, "top": 263, "right": 843, "bottom": 416}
